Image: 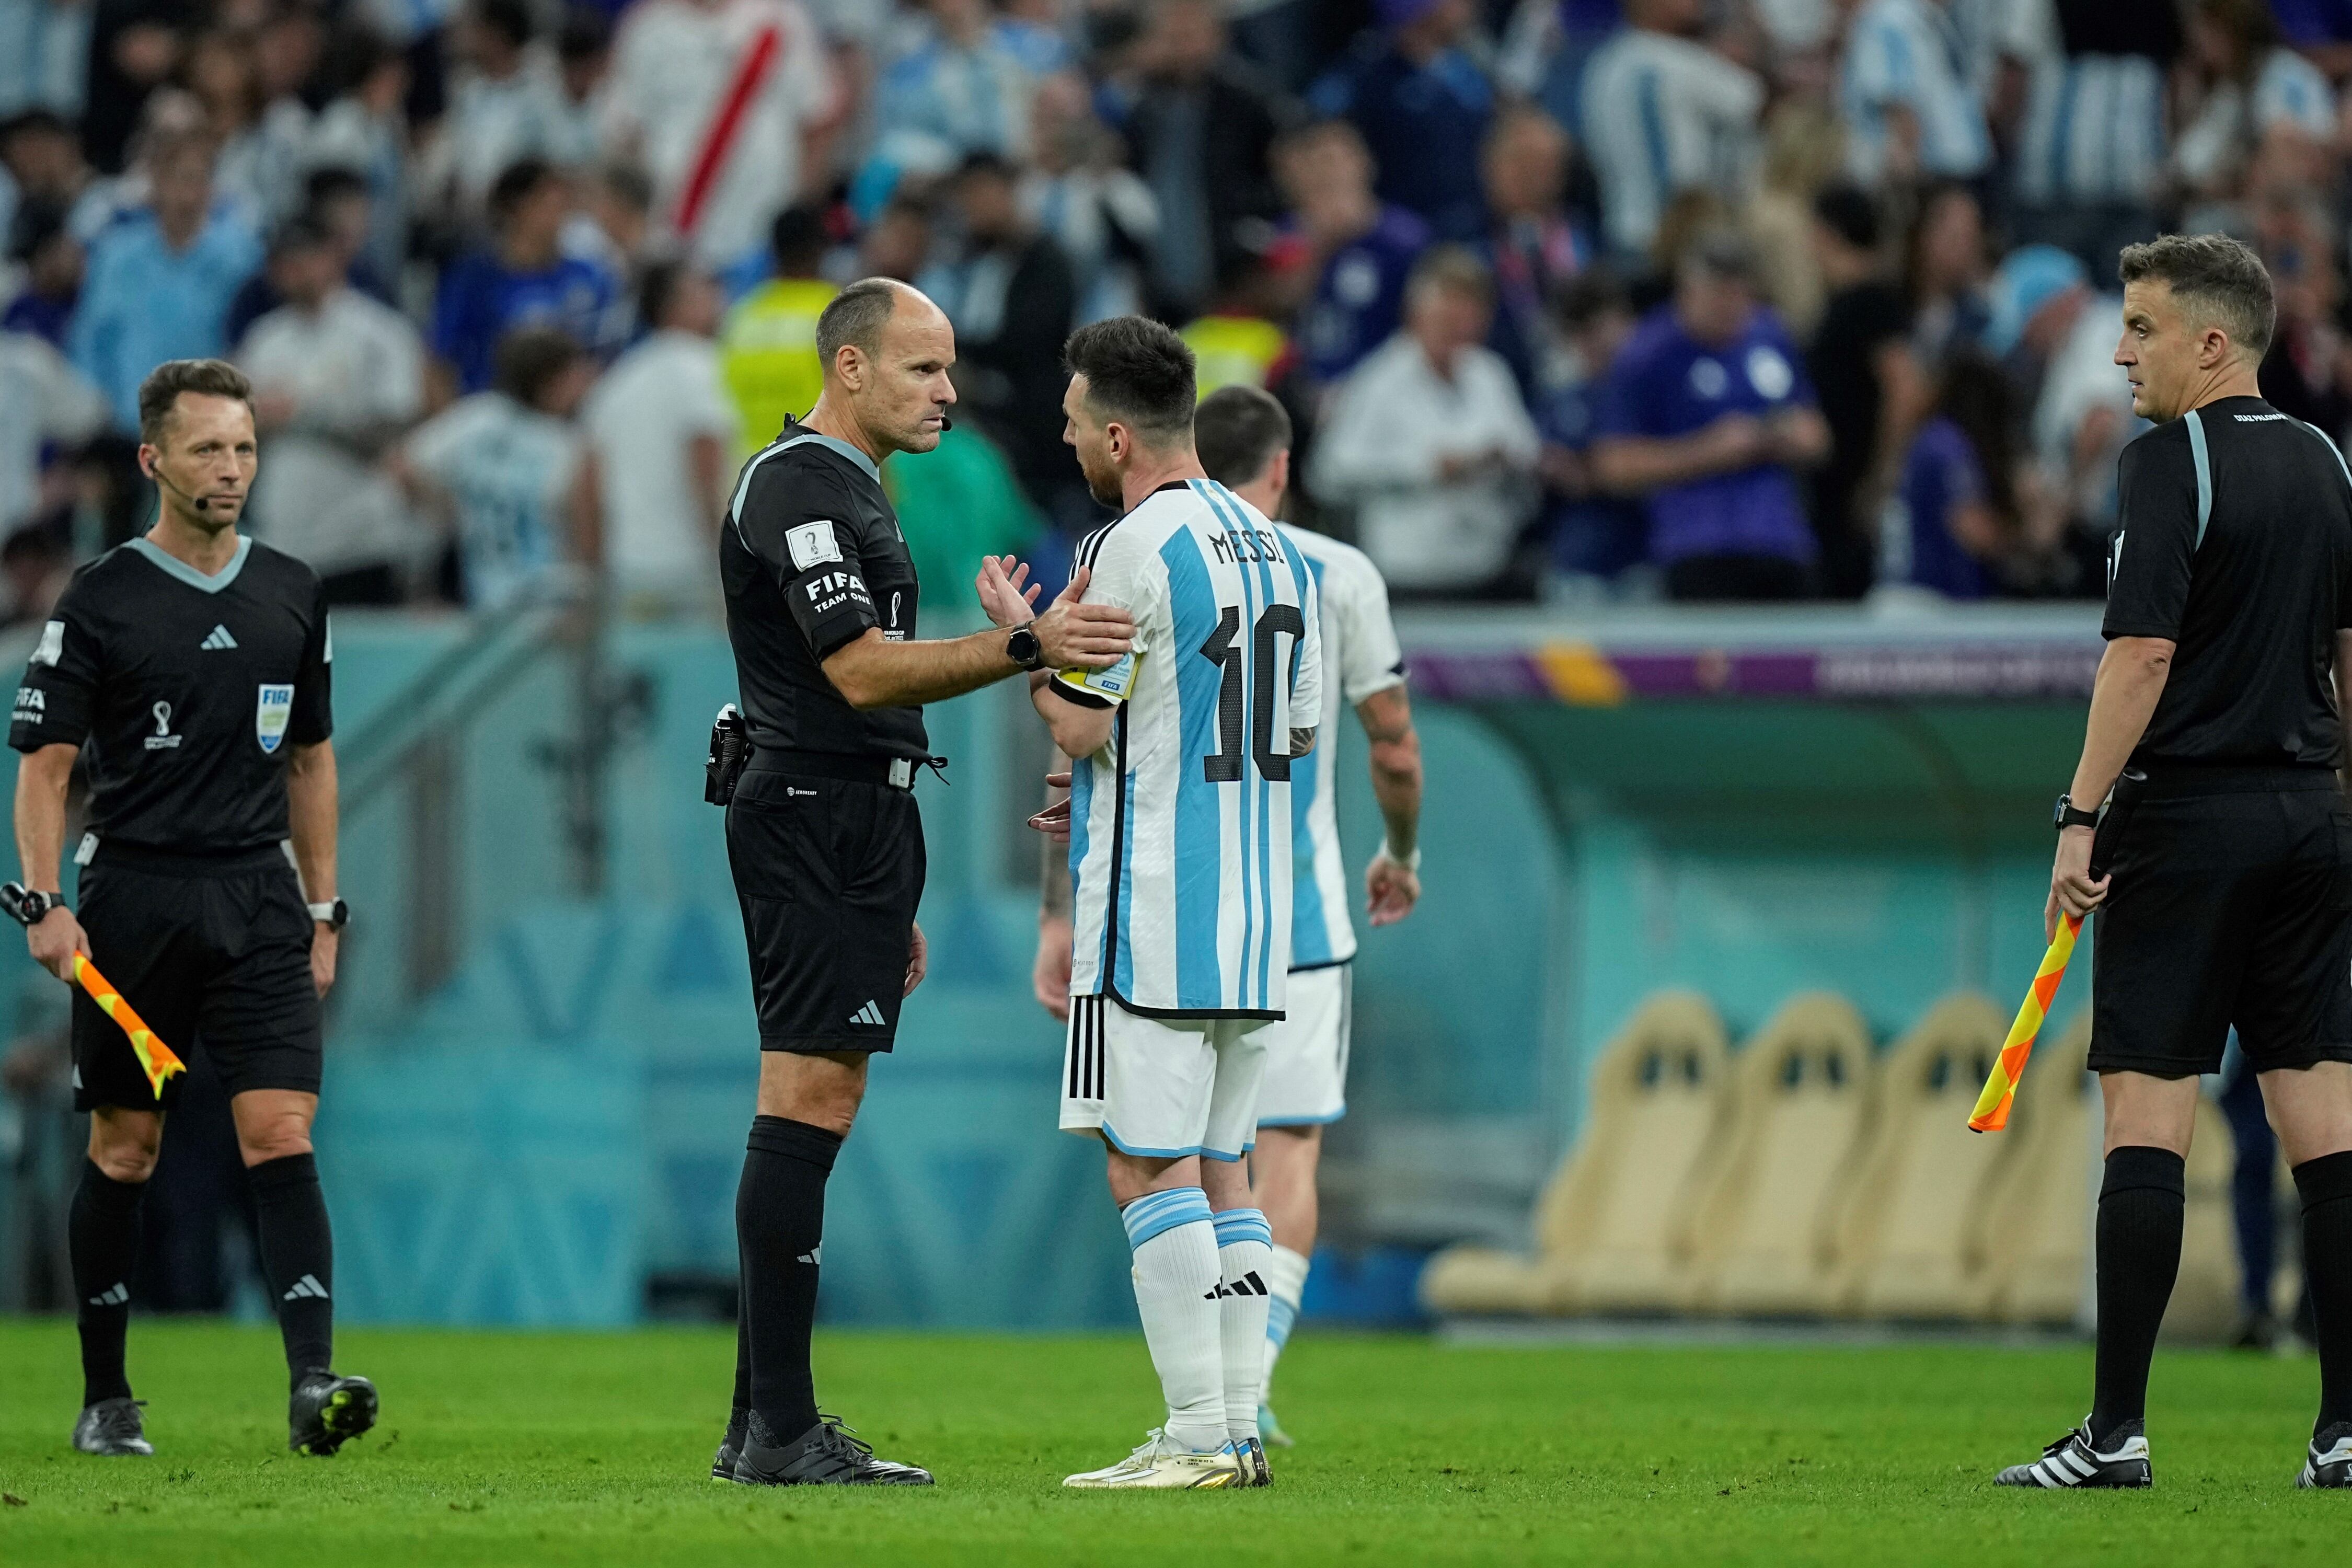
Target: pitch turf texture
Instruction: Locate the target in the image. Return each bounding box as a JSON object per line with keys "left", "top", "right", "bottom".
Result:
{"left": 0, "top": 1321, "right": 2344, "bottom": 1566}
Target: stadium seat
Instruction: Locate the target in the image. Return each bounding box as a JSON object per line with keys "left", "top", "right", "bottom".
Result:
{"left": 1971, "top": 1017, "right": 2094, "bottom": 1324}
{"left": 1684, "top": 993, "right": 1876, "bottom": 1317}
{"left": 1829, "top": 993, "right": 2014, "bottom": 1320}
{"left": 1418, "top": 991, "right": 1730, "bottom": 1317}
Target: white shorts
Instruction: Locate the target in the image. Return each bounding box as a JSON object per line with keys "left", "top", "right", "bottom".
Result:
{"left": 1253, "top": 964, "right": 1352, "bottom": 1127}
{"left": 1059, "top": 995, "right": 1269, "bottom": 1161}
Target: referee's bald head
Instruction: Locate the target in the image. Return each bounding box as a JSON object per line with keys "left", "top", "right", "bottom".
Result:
{"left": 812, "top": 279, "right": 957, "bottom": 455}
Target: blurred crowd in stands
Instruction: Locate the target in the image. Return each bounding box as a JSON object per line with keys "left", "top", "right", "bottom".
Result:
{"left": 0, "top": 0, "right": 2347, "bottom": 620}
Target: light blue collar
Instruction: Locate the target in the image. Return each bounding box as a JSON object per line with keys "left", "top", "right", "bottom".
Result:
{"left": 780, "top": 430, "right": 882, "bottom": 484}
{"left": 129, "top": 535, "right": 251, "bottom": 593}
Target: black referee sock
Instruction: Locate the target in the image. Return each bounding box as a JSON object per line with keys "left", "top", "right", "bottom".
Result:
{"left": 2090, "top": 1145, "right": 2185, "bottom": 1448}
{"left": 736, "top": 1115, "right": 842, "bottom": 1442}
{"left": 70, "top": 1159, "right": 147, "bottom": 1407}
{"left": 2293, "top": 1150, "right": 2352, "bottom": 1436}
{"left": 248, "top": 1152, "right": 335, "bottom": 1382}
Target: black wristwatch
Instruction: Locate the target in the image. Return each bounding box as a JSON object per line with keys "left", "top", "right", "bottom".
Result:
{"left": 2053, "top": 793, "right": 2101, "bottom": 832}
{"left": 16, "top": 889, "right": 65, "bottom": 924}
{"left": 308, "top": 898, "right": 350, "bottom": 932}
{"left": 1007, "top": 623, "right": 1044, "bottom": 671}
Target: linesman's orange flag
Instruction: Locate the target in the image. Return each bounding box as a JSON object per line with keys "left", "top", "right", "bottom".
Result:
{"left": 73, "top": 951, "right": 186, "bottom": 1099}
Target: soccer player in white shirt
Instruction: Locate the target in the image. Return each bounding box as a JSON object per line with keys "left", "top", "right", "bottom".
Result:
{"left": 1192, "top": 385, "right": 1422, "bottom": 1451}
{"left": 1014, "top": 319, "right": 1323, "bottom": 1490}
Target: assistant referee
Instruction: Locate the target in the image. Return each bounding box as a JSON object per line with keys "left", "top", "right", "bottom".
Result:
{"left": 711, "top": 278, "right": 1131, "bottom": 1486}
{"left": 9, "top": 359, "right": 371, "bottom": 1460}
{"left": 1996, "top": 235, "right": 2352, "bottom": 1491}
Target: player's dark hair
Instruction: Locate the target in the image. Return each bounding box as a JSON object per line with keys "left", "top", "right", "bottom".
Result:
{"left": 492, "top": 325, "right": 584, "bottom": 407}
{"left": 138, "top": 359, "right": 252, "bottom": 445}
{"left": 1063, "top": 316, "right": 1197, "bottom": 444}
{"left": 2118, "top": 231, "right": 2275, "bottom": 359}
{"left": 815, "top": 277, "right": 905, "bottom": 370}
{"left": 1194, "top": 385, "right": 1291, "bottom": 487}
{"left": 489, "top": 156, "right": 559, "bottom": 223}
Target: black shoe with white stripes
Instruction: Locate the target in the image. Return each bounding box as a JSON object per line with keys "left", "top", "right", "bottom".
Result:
{"left": 1996, "top": 1420, "right": 2150, "bottom": 1488}
{"left": 2297, "top": 1422, "right": 2352, "bottom": 1488}
{"left": 71, "top": 1397, "right": 153, "bottom": 1456}
{"left": 713, "top": 1409, "right": 747, "bottom": 1480}
{"left": 732, "top": 1412, "right": 933, "bottom": 1486}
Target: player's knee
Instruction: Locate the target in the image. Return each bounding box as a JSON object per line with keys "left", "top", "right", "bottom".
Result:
{"left": 90, "top": 1140, "right": 159, "bottom": 1183}
{"left": 238, "top": 1123, "right": 315, "bottom": 1166}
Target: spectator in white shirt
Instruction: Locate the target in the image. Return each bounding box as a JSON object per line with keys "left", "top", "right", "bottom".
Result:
{"left": 1580, "top": 0, "right": 1765, "bottom": 262}
{"left": 2176, "top": 0, "right": 2338, "bottom": 211}
{"left": 603, "top": 0, "right": 839, "bottom": 268}
{"left": 0, "top": 327, "right": 106, "bottom": 537}
{"left": 1309, "top": 245, "right": 1542, "bottom": 598}
{"left": 580, "top": 258, "right": 739, "bottom": 618}
{"left": 237, "top": 215, "right": 429, "bottom": 603}
{"left": 432, "top": 0, "right": 578, "bottom": 217}
{"left": 1839, "top": 0, "right": 1992, "bottom": 187}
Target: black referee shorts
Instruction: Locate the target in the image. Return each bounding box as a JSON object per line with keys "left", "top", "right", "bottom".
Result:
{"left": 2090, "top": 770, "right": 2352, "bottom": 1080}
{"left": 71, "top": 844, "right": 322, "bottom": 1114}
{"left": 725, "top": 760, "right": 926, "bottom": 1054}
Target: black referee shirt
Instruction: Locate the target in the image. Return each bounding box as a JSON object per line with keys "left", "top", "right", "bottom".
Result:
{"left": 720, "top": 418, "right": 929, "bottom": 762}
{"left": 8, "top": 537, "right": 333, "bottom": 851}
{"left": 2104, "top": 395, "right": 2352, "bottom": 768}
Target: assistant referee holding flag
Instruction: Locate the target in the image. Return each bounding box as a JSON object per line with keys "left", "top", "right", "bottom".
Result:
{"left": 1996, "top": 235, "right": 2352, "bottom": 1491}
{"left": 711, "top": 278, "right": 1130, "bottom": 1486}
{"left": 10, "top": 359, "right": 371, "bottom": 1459}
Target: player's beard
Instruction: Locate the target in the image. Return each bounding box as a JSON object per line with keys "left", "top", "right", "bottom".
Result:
{"left": 1080, "top": 449, "right": 1122, "bottom": 508}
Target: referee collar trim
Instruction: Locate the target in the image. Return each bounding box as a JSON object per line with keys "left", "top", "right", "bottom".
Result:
{"left": 128, "top": 535, "right": 251, "bottom": 594}
{"left": 779, "top": 425, "right": 881, "bottom": 483}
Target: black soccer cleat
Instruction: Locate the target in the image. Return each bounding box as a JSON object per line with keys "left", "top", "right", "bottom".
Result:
{"left": 1995, "top": 1419, "right": 2151, "bottom": 1488}
{"left": 2298, "top": 1422, "right": 2352, "bottom": 1489}
{"left": 289, "top": 1370, "right": 378, "bottom": 1456}
{"left": 731, "top": 1412, "right": 934, "bottom": 1486}
{"left": 71, "top": 1397, "right": 153, "bottom": 1457}
{"left": 713, "top": 1409, "right": 747, "bottom": 1480}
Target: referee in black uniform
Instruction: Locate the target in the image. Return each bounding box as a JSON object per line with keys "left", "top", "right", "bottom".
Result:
{"left": 711, "top": 278, "right": 1131, "bottom": 1486}
{"left": 9, "top": 360, "right": 372, "bottom": 1459}
{"left": 1996, "top": 235, "right": 2352, "bottom": 1490}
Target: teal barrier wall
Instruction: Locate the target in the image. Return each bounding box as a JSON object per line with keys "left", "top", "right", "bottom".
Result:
{"left": 0, "top": 607, "right": 2103, "bottom": 1324}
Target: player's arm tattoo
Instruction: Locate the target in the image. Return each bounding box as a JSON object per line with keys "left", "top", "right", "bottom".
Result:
{"left": 1290, "top": 727, "right": 1318, "bottom": 757}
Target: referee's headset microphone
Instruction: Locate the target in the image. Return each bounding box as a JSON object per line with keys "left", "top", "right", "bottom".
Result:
{"left": 151, "top": 467, "right": 220, "bottom": 514}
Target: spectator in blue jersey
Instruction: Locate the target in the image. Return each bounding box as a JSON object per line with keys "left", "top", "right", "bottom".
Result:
{"left": 1308, "top": 0, "right": 1492, "bottom": 243}
{"left": 1538, "top": 268, "right": 1650, "bottom": 596}
{"left": 68, "top": 132, "right": 262, "bottom": 431}
{"left": 1480, "top": 104, "right": 1587, "bottom": 398}
{"left": 1277, "top": 118, "right": 1430, "bottom": 387}
{"left": 1589, "top": 231, "right": 1830, "bottom": 602}
{"left": 430, "top": 156, "right": 621, "bottom": 402}
{"left": 4, "top": 201, "right": 80, "bottom": 348}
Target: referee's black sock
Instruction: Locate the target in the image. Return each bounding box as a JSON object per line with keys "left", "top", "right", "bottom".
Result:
{"left": 2293, "top": 1149, "right": 2352, "bottom": 1435}
{"left": 248, "top": 1152, "right": 335, "bottom": 1382}
{"left": 70, "top": 1159, "right": 147, "bottom": 1407}
{"left": 737, "top": 1115, "right": 842, "bottom": 1441}
{"left": 2090, "top": 1145, "right": 2185, "bottom": 1448}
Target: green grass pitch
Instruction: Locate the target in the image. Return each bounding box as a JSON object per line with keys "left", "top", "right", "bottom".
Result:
{"left": 0, "top": 1318, "right": 2344, "bottom": 1565}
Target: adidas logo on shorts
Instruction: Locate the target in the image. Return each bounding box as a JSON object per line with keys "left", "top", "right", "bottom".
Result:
{"left": 848, "top": 1000, "right": 886, "bottom": 1027}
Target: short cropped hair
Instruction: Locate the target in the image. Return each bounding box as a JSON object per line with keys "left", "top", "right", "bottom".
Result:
{"left": 2118, "top": 232, "right": 2275, "bottom": 359}
{"left": 1194, "top": 384, "right": 1292, "bottom": 487}
{"left": 1406, "top": 244, "right": 1495, "bottom": 307}
{"left": 489, "top": 156, "right": 558, "bottom": 223}
{"left": 138, "top": 358, "right": 251, "bottom": 445}
{"left": 1063, "top": 316, "right": 1197, "bottom": 443}
{"left": 492, "top": 325, "right": 583, "bottom": 406}
{"left": 815, "top": 277, "right": 903, "bottom": 371}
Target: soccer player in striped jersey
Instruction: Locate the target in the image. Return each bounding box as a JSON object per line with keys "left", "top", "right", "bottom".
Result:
{"left": 1191, "top": 385, "right": 1423, "bottom": 1451}
{"left": 1016, "top": 318, "right": 1323, "bottom": 1490}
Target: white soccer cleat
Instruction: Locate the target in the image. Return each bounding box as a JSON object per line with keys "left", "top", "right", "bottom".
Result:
{"left": 2297, "top": 1423, "right": 2352, "bottom": 1489}
{"left": 1063, "top": 1428, "right": 1244, "bottom": 1490}
{"left": 1994, "top": 1419, "right": 2151, "bottom": 1488}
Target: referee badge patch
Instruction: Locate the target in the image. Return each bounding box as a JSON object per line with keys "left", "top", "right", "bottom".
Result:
{"left": 256, "top": 684, "right": 294, "bottom": 754}
{"left": 786, "top": 520, "right": 844, "bottom": 571}
{"left": 31, "top": 619, "right": 62, "bottom": 667}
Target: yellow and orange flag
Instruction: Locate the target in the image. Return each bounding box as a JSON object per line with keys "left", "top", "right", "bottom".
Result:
{"left": 1969, "top": 910, "right": 2083, "bottom": 1133}
{"left": 73, "top": 952, "right": 185, "bottom": 1099}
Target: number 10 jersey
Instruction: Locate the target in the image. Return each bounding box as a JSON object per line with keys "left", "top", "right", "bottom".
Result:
{"left": 1056, "top": 478, "right": 1323, "bottom": 1019}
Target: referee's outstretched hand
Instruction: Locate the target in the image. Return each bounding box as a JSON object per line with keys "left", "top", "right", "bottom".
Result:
{"left": 26, "top": 906, "right": 87, "bottom": 984}
{"left": 1030, "top": 568, "right": 1134, "bottom": 672}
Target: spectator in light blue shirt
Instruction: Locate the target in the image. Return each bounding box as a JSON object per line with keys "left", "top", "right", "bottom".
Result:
{"left": 68, "top": 134, "right": 263, "bottom": 431}
{"left": 1838, "top": 0, "right": 1991, "bottom": 187}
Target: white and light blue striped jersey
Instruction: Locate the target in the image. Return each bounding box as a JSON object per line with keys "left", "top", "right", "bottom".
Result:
{"left": 1060, "top": 479, "right": 1323, "bottom": 1019}
{"left": 2174, "top": 49, "right": 2335, "bottom": 190}
{"left": 2014, "top": 52, "right": 2166, "bottom": 206}
{"left": 1285, "top": 528, "right": 1404, "bottom": 972}
{"left": 1580, "top": 28, "right": 1765, "bottom": 259}
{"left": 1839, "top": 0, "right": 1993, "bottom": 184}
